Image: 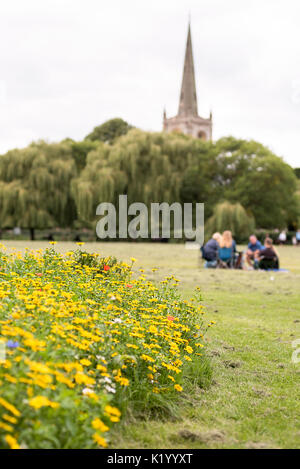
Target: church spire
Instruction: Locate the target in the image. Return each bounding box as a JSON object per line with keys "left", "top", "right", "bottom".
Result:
{"left": 178, "top": 22, "right": 198, "bottom": 117}
{"left": 163, "top": 21, "right": 212, "bottom": 141}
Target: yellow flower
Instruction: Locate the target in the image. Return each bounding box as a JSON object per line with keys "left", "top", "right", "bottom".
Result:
{"left": 104, "top": 405, "right": 121, "bottom": 422}
{"left": 96, "top": 364, "right": 107, "bottom": 373}
{"left": 130, "top": 257, "right": 137, "bottom": 263}
{"left": 23, "top": 337, "right": 46, "bottom": 351}
{"left": 174, "top": 384, "right": 183, "bottom": 392}
{"left": 148, "top": 366, "right": 157, "bottom": 373}
{"left": 29, "top": 396, "right": 59, "bottom": 410}
{"left": 119, "top": 377, "right": 129, "bottom": 386}
{"left": 80, "top": 359, "right": 92, "bottom": 366}
{"left": 93, "top": 433, "right": 108, "bottom": 448}
{"left": 3, "top": 374, "right": 17, "bottom": 384}
{"left": 91, "top": 418, "right": 109, "bottom": 432}
{"left": 0, "top": 422, "right": 13, "bottom": 432}
{"left": 126, "top": 343, "right": 138, "bottom": 349}
{"left": 74, "top": 372, "right": 95, "bottom": 386}
{"left": 184, "top": 355, "right": 192, "bottom": 361}
{"left": 185, "top": 345, "right": 193, "bottom": 354}
{"left": 0, "top": 397, "right": 21, "bottom": 417}
{"left": 141, "top": 354, "right": 155, "bottom": 363}
{"left": 2, "top": 414, "right": 17, "bottom": 424}
{"left": 4, "top": 435, "right": 20, "bottom": 449}
{"left": 25, "top": 360, "right": 51, "bottom": 374}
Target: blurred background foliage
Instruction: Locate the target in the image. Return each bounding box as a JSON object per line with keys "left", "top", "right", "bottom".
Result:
{"left": 0, "top": 118, "right": 299, "bottom": 241}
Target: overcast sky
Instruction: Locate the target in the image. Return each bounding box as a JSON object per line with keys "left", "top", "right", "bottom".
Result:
{"left": 0, "top": 0, "right": 299, "bottom": 166}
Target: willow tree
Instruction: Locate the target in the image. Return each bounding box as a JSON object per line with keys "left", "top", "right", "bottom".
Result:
{"left": 106, "top": 129, "right": 191, "bottom": 204}
{"left": 71, "top": 142, "right": 115, "bottom": 224}
{"left": 72, "top": 129, "right": 213, "bottom": 231}
{"left": 0, "top": 141, "right": 76, "bottom": 239}
{"left": 206, "top": 201, "right": 255, "bottom": 242}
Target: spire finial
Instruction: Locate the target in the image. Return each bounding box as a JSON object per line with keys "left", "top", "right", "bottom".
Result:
{"left": 177, "top": 20, "right": 198, "bottom": 117}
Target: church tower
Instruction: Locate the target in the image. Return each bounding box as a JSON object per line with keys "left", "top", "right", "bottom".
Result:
{"left": 163, "top": 23, "right": 212, "bottom": 140}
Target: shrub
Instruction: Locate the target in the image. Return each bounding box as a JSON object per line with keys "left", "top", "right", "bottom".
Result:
{"left": 0, "top": 246, "right": 211, "bottom": 449}
{"left": 206, "top": 201, "right": 255, "bottom": 243}
{"left": 84, "top": 118, "right": 133, "bottom": 144}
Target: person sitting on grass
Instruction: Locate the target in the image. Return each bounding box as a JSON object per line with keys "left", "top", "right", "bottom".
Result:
{"left": 218, "top": 230, "right": 236, "bottom": 268}
{"left": 246, "top": 234, "right": 262, "bottom": 268}
{"left": 254, "top": 237, "right": 279, "bottom": 270}
{"left": 202, "top": 232, "right": 222, "bottom": 268}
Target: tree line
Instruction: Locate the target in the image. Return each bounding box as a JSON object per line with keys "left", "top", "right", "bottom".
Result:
{"left": 0, "top": 118, "right": 299, "bottom": 240}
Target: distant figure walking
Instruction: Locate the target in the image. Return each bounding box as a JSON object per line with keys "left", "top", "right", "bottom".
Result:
{"left": 278, "top": 230, "right": 287, "bottom": 245}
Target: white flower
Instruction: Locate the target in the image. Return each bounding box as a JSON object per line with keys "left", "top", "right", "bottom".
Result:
{"left": 105, "top": 385, "right": 116, "bottom": 394}
{"left": 96, "top": 355, "right": 106, "bottom": 361}
{"left": 103, "top": 376, "right": 112, "bottom": 384}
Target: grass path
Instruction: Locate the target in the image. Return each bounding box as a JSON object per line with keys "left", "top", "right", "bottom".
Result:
{"left": 2, "top": 241, "right": 300, "bottom": 448}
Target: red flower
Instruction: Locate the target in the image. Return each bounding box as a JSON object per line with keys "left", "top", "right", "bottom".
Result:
{"left": 167, "top": 315, "right": 175, "bottom": 322}
{"left": 126, "top": 284, "right": 133, "bottom": 288}
{"left": 103, "top": 265, "right": 110, "bottom": 271}
{"left": 36, "top": 273, "right": 42, "bottom": 277}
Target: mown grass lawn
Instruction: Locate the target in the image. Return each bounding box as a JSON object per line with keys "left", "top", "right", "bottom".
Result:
{"left": 2, "top": 241, "right": 300, "bottom": 449}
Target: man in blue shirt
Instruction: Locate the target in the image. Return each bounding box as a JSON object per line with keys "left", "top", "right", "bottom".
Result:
{"left": 246, "top": 235, "right": 262, "bottom": 267}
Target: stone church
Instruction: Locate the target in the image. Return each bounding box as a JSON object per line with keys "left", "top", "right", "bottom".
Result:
{"left": 163, "top": 23, "right": 212, "bottom": 141}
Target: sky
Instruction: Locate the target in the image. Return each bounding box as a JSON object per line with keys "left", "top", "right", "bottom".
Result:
{"left": 0, "top": 0, "right": 299, "bottom": 167}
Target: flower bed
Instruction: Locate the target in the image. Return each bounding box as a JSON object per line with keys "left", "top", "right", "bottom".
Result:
{"left": 0, "top": 247, "right": 211, "bottom": 449}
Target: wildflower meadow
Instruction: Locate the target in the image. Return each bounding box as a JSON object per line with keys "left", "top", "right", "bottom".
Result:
{"left": 0, "top": 244, "right": 212, "bottom": 449}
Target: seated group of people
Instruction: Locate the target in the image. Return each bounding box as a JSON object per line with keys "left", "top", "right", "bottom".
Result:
{"left": 246, "top": 235, "right": 279, "bottom": 269}
{"left": 202, "top": 232, "right": 279, "bottom": 270}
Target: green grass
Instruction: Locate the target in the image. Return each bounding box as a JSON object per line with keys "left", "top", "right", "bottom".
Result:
{"left": 2, "top": 241, "right": 300, "bottom": 448}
